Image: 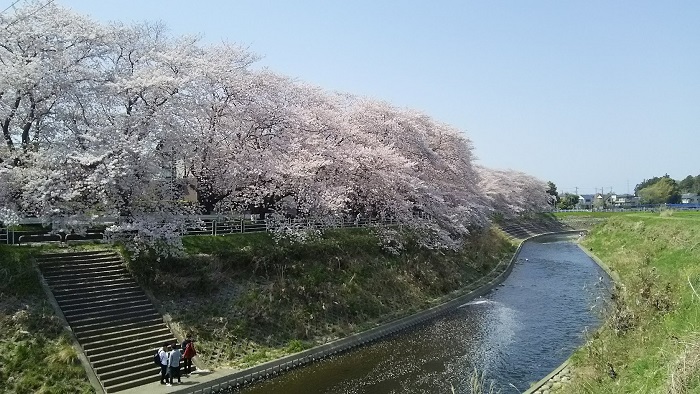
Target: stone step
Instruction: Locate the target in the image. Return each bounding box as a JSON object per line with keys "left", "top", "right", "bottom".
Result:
{"left": 46, "top": 271, "right": 132, "bottom": 288}
{"left": 89, "top": 342, "right": 173, "bottom": 364}
{"left": 50, "top": 273, "right": 134, "bottom": 288}
{"left": 53, "top": 284, "right": 141, "bottom": 304}
{"left": 99, "top": 359, "right": 159, "bottom": 382}
{"left": 74, "top": 317, "right": 164, "bottom": 339}
{"left": 39, "top": 255, "right": 122, "bottom": 268}
{"left": 85, "top": 333, "right": 174, "bottom": 358}
{"left": 71, "top": 311, "right": 161, "bottom": 334}
{"left": 69, "top": 305, "right": 158, "bottom": 327}
{"left": 43, "top": 265, "right": 127, "bottom": 280}
{"left": 82, "top": 326, "right": 172, "bottom": 351}
{"left": 95, "top": 355, "right": 156, "bottom": 376}
{"left": 103, "top": 373, "right": 160, "bottom": 393}
{"left": 39, "top": 250, "right": 115, "bottom": 259}
{"left": 40, "top": 260, "right": 124, "bottom": 275}
{"left": 47, "top": 273, "right": 133, "bottom": 290}
{"left": 42, "top": 258, "right": 123, "bottom": 267}
{"left": 38, "top": 254, "right": 120, "bottom": 266}
{"left": 61, "top": 293, "right": 150, "bottom": 315}
{"left": 50, "top": 278, "right": 136, "bottom": 295}
{"left": 91, "top": 347, "right": 156, "bottom": 369}
{"left": 61, "top": 289, "right": 150, "bottom": 314}
{"left": 95, "top": 355, "right": 194, "bottom": 377}
{"left": 64, "top": 300, "right": 154, "bottom": 322}
{"left": 80, "top": 322, "right": 168, "bottom": 346}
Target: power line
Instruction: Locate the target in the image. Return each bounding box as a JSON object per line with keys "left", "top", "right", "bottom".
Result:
{"left": 4, "top": 0, "right": 55, "bottom": 29}
{"left": 0, "top": 0, "right": 24, "bottom": 16}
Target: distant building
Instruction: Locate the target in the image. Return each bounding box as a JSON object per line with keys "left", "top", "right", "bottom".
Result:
{"left": 681, "top": 193, "right": 700, "bottom": 204}
{"left": 577, "top": 194, "right": 595, "bottom": 209}
{"left": 609, "top": 194, "right": 640, "bottom": 208}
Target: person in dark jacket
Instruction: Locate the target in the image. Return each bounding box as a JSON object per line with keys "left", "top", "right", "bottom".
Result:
{"left": 181, "top": 334, "right": 196, "bottom": 374}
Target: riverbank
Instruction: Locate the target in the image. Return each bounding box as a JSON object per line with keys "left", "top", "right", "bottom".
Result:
{"left": 227, "top": 231, "right": 609, "bottom": 394}
{"left": 560, "top": 211, "right": 700, "bottom": 393}
{"left": 124, "top": 226, "right": 515, "bottom": 371}
{"left": 0, "top": 224, "right": 515, "bottom": 393}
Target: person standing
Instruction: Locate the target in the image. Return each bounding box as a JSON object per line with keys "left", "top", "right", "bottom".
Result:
{"left": 158, "top": 343, "right": 170, "bottom": 385}
{"left": 167, "top": 343, "right": 182, "bottom": 385}
{"left": 181, "top": 334, "right": 196, "bottom": 375}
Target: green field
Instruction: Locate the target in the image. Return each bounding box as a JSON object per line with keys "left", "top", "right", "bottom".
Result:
{"left": 562, "top": 211, "right": 700, "bottom": 393}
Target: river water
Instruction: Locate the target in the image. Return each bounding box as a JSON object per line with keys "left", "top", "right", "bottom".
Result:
{"left": 239, "top": 235, "right": 611, "bottom": 394}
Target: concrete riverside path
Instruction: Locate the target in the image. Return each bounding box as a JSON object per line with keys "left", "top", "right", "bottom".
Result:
{"left": 118, "top": 368, "right": 232, "bottom": 394}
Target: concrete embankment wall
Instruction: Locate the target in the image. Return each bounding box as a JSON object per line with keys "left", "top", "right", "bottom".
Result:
{"left": 182, "top": 230, "right": 584, "bottom": 394}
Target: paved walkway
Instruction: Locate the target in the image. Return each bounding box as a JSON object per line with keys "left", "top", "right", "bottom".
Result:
{"left": 120, "top": 368, "right": 235, "bottom": 394}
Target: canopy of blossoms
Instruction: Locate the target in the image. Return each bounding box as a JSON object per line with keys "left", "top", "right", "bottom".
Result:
{"left": 0, "top": 2, "right": 553, "bottom": 252}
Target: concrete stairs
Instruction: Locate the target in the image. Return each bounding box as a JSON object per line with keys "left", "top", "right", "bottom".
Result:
{"left": 37, "top": 250, "right": 178, "bottom": 393}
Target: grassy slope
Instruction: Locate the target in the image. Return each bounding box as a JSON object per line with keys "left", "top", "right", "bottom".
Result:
{"left": 0, "top": 225, "right": 511, "bottom": 390}
{"left": 127, "top": 226, "right": 514, "bottom": 369}
{"left": 563, "top": 211, "right": 700, "bottom": 393}
{"left": 0, "top": 245, "right": 93, "bottom": 394}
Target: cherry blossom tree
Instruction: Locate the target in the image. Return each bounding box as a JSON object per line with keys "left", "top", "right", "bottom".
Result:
{"left": 0, "top": 2, "right": 555, "bottom": 254}
{"left": 0, "top": 1, "right": 110, "bottom": 222}
{"left": 343, "top": 98, "right": 491, "bottom": 249}
{"left": 476, "top": 166, "right": 553, "bottom": 219}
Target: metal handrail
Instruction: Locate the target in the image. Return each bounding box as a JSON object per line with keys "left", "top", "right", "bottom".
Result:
{"left": 0, "top": 216, "right": 401, "bottom": 244}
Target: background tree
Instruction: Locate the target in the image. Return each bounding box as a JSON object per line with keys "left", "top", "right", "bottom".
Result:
{"left": 634, "top": 175, "right": 669, "bottom": 195}
{"left": 557, "top": 193, "right": 580, "bottom": 210}
{"left": 638, "top": 177, "right": 681, "bottom": 204}
{"left": 546, "top": 181, "right": 559, "bottom": 207}
{"left": 678, "top": 174, "right": 700, "bottom": 195}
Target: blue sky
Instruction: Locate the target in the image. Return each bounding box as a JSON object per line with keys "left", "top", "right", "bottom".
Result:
{"left": 23, "top": 1, "right": 700, "bottom": 195}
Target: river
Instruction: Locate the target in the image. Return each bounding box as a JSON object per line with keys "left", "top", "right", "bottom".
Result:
{"left": 237, "top": 235, "right": 611, "bottom": 393}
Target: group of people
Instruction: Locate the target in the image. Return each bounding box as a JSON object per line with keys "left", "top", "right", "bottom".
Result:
{"left": 157, "top": 334, "right": 197, "bottom": 386}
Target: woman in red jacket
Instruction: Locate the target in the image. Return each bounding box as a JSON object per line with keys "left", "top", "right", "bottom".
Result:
{"left": 181, "top": 334, "right": 197, "bottom": 374}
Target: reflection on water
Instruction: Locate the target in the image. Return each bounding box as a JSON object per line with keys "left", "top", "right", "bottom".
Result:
{"left": 239, "top": 240, "right": 611, "bottom": 394}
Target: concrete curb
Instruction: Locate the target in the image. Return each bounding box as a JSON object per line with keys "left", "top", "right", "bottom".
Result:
{"left": 523, "top": 231, "right": 618, "bottom": 394}
{"left": 522, "top": 360, "right": 570, "bottom": 394}
{"left": 178, "top": 230, "right": 584, "bottom": 393}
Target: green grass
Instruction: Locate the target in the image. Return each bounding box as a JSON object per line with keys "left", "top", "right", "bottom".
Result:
{"left": 127, "top": 226, "right": 514, "bottom": 369}
{"left": 566, "top": 212, "right": 700, "bottom": 393}
{"left": 554, "top": 211, "right": 625, "bottom": 218}
{"left": 0, "top": 245, "right": 93, "bottom": 394}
